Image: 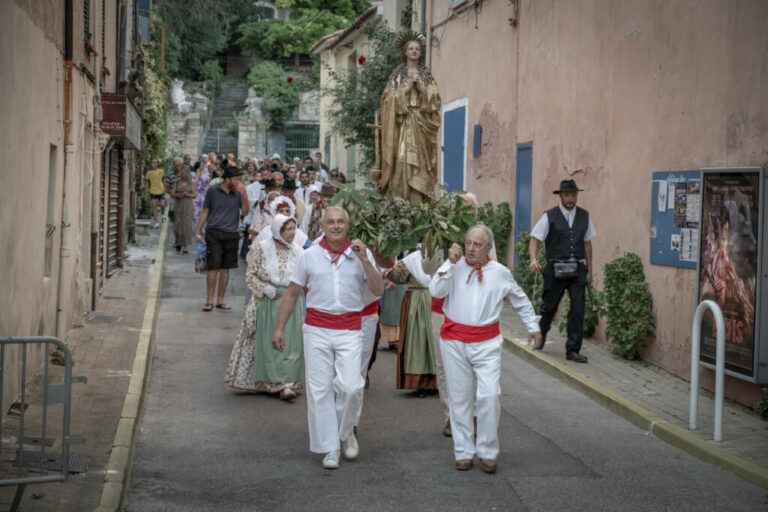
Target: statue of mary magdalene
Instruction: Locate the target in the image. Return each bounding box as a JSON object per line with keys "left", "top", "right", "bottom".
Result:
{"left": 380, "top": 32, "right": 441, "bottom": 203}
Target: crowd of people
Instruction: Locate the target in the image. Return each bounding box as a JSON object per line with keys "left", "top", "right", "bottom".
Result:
{"left": 147, "top": 155, "right": 595, "bottom": 475}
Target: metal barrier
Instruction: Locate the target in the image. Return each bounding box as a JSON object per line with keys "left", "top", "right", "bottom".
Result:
{"left": 689, "top": 300, "right": 725, "bottom": 442}
{"left": 0, "top": 337, "right": 86, "bottom": 511}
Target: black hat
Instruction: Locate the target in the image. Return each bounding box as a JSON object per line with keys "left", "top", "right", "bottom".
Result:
{"left": 553, "top": 179, "right": 584, "bottom": 194}
{"left": 222, "top": 166, "right": 242, "bottom": 179}
{"left": 282, "top": 178, "right": 299, "bottom": 190}
{"left": 319, "top": 183, "right": 336, "bottom": 196}
{"left": 262, "top": 179, "right": 280, "bottom": 190}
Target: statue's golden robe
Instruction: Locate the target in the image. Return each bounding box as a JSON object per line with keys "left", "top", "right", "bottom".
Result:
{"left": 380, "top": 70, "right": 441, "bottom": 203}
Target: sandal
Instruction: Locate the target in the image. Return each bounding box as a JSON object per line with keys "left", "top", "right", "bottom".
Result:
{"left": 202, "top": 303, "right": 213, "bottom": 312}
{"left": 215, "top": 303, "right": 232, "bottom": 310}
{"left": 183, "top": 249, "right": 189, "bottom": 254}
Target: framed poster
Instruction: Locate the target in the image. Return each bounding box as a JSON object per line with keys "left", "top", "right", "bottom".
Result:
{"left": 696, "top": 168, "right": 763, "bottom": 380}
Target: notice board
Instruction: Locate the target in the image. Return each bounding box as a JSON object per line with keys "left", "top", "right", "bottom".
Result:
{"left": 650, "top": 170, "right": 701, "bottom": 269}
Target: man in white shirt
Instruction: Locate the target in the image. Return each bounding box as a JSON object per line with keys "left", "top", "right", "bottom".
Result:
{"left": 272, "top": 206, "right": 384, "bottom": 470}
{"left": 296, "top": 169, "right": 312, "bottom": 204}
{"left": 430, "top": 225, "right": 541, "bottom": 474}
{"left": 239, "top": 176, "right": 265, "bottom": 259}
{"left": 528, "top": 179, "right": 596, "bottom": 363}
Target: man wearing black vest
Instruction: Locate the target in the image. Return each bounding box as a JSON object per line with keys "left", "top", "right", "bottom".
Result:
{"left": 528, "top": 180, "right": 596, "bottom": 363}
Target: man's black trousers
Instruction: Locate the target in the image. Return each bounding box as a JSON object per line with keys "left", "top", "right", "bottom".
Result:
{"left": 538, "top": 262, "right": 588, "bottom": 354}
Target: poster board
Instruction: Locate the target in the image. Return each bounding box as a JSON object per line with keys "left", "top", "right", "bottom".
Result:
{"left": 650, "top": 170, "right": 701, "bottom": 269}
{"left": 696, "top": 168, "right": 764, "bottom": 382}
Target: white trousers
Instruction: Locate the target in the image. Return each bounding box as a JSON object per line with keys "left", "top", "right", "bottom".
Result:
{"left": 303, "top": 324, "right": 365, "bottom": 454}
{"left": 354, "top": 312, "right": 378, "bottom": 425}
{"left": 431, "top": 312, "right": 450, "bottom": 422}
{"left": 440, "top": 335, "right": 503, "bottom": 461}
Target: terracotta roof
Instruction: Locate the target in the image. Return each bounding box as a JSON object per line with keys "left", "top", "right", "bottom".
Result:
{"left": 310, "top": 5, "right": 381, "bottom": 54}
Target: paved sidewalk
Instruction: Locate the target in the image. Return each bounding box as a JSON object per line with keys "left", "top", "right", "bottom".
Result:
{"left": 498, "top": 305, "right": 768, "bottom": 489}
{"left": 0, "top": 224, "right": 164, "bottom": 511}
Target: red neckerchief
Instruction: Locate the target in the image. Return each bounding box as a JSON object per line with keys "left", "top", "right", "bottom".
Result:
{"left": 319, "top": 236, "right": 353, "bottom": 264}
{"left": 466, "top": 256, "right": 492, "bottom": 284}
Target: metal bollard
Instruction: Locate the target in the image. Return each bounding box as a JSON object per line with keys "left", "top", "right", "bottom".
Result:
{"left": 689, "top": 300, "right": 725, "bottom": 442}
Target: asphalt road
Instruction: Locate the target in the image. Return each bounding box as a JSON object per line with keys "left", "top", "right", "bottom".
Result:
{"left": 126, "top": 243, "right": 767, "bottom": 511}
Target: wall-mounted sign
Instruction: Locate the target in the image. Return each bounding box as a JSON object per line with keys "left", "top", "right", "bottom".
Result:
{"left": 101, "top": 93, "right": 142, "bottom": 150}
{"left": 697, "top": 168, "right": 766, "bottom": 383}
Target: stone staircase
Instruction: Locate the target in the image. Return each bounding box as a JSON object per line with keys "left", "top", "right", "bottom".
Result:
{"left": 203, "top": 80, "right": 249, "bottom": 156}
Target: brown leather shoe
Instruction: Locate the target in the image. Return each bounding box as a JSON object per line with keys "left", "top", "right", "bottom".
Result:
{"left": 279, "top": 388, "right": 297, "bottom": 401}
{"left": 442, "top": 420, "right": 452, "bottom": 437}
{"left": 455, "top": 459, "right": 473, "bottom": 471}
{"left": 479, "top": 458, "right": 497, "bottom": 474}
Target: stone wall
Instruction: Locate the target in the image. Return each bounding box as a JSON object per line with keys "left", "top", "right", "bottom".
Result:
{"left": 166, "top": 80, "right": 210, "bottom": 159}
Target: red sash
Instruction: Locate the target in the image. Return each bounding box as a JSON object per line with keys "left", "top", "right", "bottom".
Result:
{"left": 440, "top": 316, "right": 500, "bottom": 343}
{"left": 361, "top": 301, "right": 378, "bottom": 317}
{"left": 430, "top": 297, "right": 445, "bottom": 314}
{"left": 306, "top": 308, "right": 362, "bottom": 330}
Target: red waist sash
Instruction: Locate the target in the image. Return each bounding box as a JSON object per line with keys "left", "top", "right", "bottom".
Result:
{"left": 361, "top": 301, "right": 378, "bottom": 317}
{"left": 440, "top": 316, "right": 500, "bottom": 343}
{"left": 430, "top": 297, "right": 445, "bottom": 314}
{"left": 306, "top": 308, "right": 362, "bottom": 330}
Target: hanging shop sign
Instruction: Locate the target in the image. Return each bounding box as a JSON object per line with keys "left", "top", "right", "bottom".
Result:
{"left": 101, "top": 93, "right": 142, "bottom": 150}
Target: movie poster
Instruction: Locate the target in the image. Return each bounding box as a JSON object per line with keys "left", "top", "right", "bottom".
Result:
{"left": 697, "top": 171, "right": 760, "bottom": 377}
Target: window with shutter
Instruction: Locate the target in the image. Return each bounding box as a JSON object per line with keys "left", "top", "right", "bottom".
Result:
{"left": 84, "top": 0, "right": 91, "bottom": 41}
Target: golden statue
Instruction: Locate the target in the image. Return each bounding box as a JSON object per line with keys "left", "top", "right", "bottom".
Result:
{"left": 380, "top": 31, "right": 441, "bottom": 203}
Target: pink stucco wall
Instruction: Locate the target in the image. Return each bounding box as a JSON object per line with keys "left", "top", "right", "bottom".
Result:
{"left": 428, "top": 0, "right": 768, "bottom": 404}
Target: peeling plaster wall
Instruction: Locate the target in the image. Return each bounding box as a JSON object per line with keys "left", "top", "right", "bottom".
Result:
{"left": 429, "top": 0, "right": 768, "bottom": 404}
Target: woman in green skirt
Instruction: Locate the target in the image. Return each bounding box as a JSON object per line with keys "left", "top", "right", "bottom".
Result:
{"left": 225, "top": 214, "right": 305, "bottom": 400}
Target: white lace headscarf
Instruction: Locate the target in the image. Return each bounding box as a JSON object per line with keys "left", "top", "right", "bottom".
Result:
{"left": 261, "top": 214, "right": 301, "bottom": 286}
{"left": 268, "top": 195, "right": 296, "bottom": 218}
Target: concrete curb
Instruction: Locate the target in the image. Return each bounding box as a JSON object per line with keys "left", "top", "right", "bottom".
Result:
{"left": 94, "top": 221, "right": 169, "bottom": 512}
{"left": 501, "top": 330, "right": 768, "bottom": 491}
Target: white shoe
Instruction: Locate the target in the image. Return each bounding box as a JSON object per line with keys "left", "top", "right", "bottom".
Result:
{"left": 341, "top": 434, "right": 358, "bottom": 460}
{"left": 162, "top": 215, "right": 167, "bottom": 223}
{"left": 153, "top": 222, "right": 160, "bottom": 228}
{"left": 322, "top": 450, "right": 340, "bottom": 469}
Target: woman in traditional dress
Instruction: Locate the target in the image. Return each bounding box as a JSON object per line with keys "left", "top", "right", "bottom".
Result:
{"left": 248, "top": 187, "right": 281, "bottom": 243}
{"left": 224, "top": 214, "right": 305, "bottom": 399}
{"left": 171, "top": 168, "right": 196, "bottom": 254}
{"left": 193, "top": 160, "right": 211, "bottom": 225}
{"left": 254, "top": 195, "right": 310, "bottom": 249}
{"left": 380, "top": 31, "right": 441, "bottom": 203}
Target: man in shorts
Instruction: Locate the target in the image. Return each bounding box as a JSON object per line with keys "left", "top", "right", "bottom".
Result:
{"left": 195, "top": 166, "right": 250, "bottom": 311}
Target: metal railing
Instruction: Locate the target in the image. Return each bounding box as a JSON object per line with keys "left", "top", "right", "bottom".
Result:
{"left": 689, "top": 301, "right": 725, "bottom": 442}
{"left": 0, "top": 337, "right": 86, "bottom": 511}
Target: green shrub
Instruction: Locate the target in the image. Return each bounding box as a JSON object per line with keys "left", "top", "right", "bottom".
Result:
{"left": 477, "top": 201, "right": 513, "bottom": 262}
{"left": 247, "top": 60, "right": 300, "bottom": 125}
{"left": 200, "top": 59, "right": 224, "bottom": 98}
{"left": 603, "top": 253, "right": 655, "bottom": 359}
{"left": 558, "top": 288, "right": 604, "bottom": 338}
{"left": 512, "top": 230, "right": 546, "bottom": 312}
{"left": 757, "top": 388, "right": 768, "bottom": 420}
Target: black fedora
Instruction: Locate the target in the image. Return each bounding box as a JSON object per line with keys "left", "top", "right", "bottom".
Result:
{"left": 222, "top": 166, "right": 243, "bottom": 179}
{"left": 262, "top": 179, "right": 280, "bottom": 190}
{"left": 553, "top": 179, "right": 584, "bottom": 194}
{"left": 282, "top": 178, "right": 299, "bottom": 191}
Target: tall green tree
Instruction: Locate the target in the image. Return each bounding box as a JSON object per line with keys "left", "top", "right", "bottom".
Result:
{"left": 155, "top": 0, "right": 261, "bottom": 80}
{"left": 238, "top": 0, "right": 370, "bottom": 61}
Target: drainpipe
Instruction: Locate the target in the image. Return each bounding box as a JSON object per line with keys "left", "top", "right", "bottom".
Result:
{"left": 57, "top": 0, "right": 74, "bottom": 339}
{"left": 420, "top": 0, "right": 426, "bottom": 35}
{"left": 92, "top": 0, "right": 104, "bottom": 308}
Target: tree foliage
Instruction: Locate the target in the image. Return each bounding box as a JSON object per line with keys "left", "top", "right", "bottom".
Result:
{"left": 238, "top": 0, "right": 370, "bottom": 61}
{"left": 512, "top": 231, "right": 547, "bottom": 312}
{"left": 323, "top": 23, "right": 401, "bottom": 172}
{"left": 141, "top": 10, "right": 169, "bottom": 170}
{"left": 247, "top": 61, "right": 300, "bottom": 125}
{"left": 155, "top": 0, "right": 262, "bottom": 80}
{"left": 476, "top": 202, "right": 513, "bottom": 262}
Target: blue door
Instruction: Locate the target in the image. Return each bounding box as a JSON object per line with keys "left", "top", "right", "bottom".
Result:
{"left": 442, "top": 106, "right": 466, "bottom": 192}
{"left": 514, "top": 142, "right": 533, "bottom": 245}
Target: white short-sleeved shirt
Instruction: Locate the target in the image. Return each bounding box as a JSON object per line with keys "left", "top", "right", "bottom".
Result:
{"left": 429, "top": 259, "right": 541, "bottom": 333}
{"left": 290, "top": 243, "right": 368, "bottom": 314}
{"left": 530, "top": 204, "right": 597, "bottom": 242}
{"left": 244, "top": 182, "right": 265, "bottom": 225}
